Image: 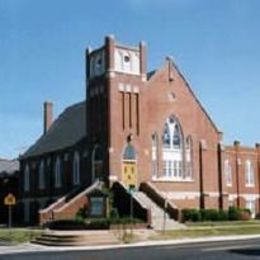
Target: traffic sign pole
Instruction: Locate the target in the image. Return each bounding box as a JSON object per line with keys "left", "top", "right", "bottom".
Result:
{"left": 8, "top": 205, "right": 12, "bottom": 229}
{"left": 4, "top": 193, "right": 16, "bottom": 231}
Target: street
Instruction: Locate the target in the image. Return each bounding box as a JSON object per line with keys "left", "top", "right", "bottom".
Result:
{"left": 1, "top": 238, "right": 260, "bottom": 260}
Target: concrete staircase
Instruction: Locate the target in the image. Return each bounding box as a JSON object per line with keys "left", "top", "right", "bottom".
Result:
{"left": 33, "top": 230, "right": 120, "bottom": 246}
{"left": 134, "top": 192, "right": 185, "bottom": 230}
{"left": 39, "top": 181, "right": 101, "bottom": 225}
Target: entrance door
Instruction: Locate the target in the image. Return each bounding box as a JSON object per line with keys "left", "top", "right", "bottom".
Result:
{"left": 122, "top": 162, "right": 137, "bottom": 188}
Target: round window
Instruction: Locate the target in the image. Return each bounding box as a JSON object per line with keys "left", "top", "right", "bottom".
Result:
{"left": 124, "top": 55, "right": 130, "bottom": 63}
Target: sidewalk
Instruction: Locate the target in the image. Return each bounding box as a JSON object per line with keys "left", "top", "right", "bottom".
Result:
{"left": 1, "top": 234, "right": 260, "bottom": 255}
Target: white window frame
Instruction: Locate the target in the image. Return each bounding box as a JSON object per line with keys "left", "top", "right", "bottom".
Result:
{"left": 185, "top": 137, "right": 193, "bottom": 179}
{"left": 151, "top": 133, "right": 159, "bottom": 179}
{"left": 245, "top": 160, "right": 255, "bottom": 187}
{"left": 224, "top": 160, "right": 232, "bottom": 187}
{"left": 161, "top": 117, "right": 188, "bottom": 181}
{"left": 246, "top": 199, "right": 255, "bottom": 218}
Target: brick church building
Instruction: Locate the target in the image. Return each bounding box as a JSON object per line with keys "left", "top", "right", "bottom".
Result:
{"left": 18, "top": 36, "right": 260, "bottom": 225}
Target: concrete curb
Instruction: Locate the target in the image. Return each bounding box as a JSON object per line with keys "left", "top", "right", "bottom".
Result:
{"left": 1, "top": 234, "right": 260, "bottom": 255}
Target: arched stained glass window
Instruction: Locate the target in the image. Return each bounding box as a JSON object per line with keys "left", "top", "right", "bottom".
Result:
{"left": 55, "top": 156, "right": 61, "bottom": 188}
{"left": 92, "top": 145, "right": 103, "bottom": 183}
{"left": 185, "top": 136, "right": 193, "bottom": 179}
{"left": 163, "top": 123, "right": 171, "bottom": 148}
{"left": 73, "top": 152, "right": 80, "bottom": 185}
{"left": 123, "top": 144, "right": 136, "bottom": 161}
{"left": 39, "top": 160, "right": 45, "bottom": 189}
{"left": 173, "top": 124, "right": 181, "bottom": 148}
{"left": 162, "top": 116, "right": 186, "bottom": 180}
{"left": 24, "top": 164, "right": 30, "bottom": 191}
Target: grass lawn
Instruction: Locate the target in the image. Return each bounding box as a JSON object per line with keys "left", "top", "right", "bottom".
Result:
{"left": 150, "top": 224, "right": 260, "bottom": 240}
{"left": 0, "top": 228, "right": 42, "bottom": 245}
{"left": 186, "top": 220, "right": 260, "bottom": 227}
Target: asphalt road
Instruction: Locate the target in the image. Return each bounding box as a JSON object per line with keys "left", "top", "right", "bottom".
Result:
{"left": 1, "top": 238, "right": 260, "bottom": 260}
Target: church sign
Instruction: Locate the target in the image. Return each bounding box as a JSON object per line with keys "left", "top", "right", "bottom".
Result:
{"left": 88, "top": 190, "right": 108, "bottom": 218}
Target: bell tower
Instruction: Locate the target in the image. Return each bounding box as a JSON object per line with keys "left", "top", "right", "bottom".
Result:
{"left": 86, "top": 35, "right": 147, "bottom": 184}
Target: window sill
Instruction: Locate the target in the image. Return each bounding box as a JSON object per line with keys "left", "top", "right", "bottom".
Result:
{"left": 245, "top": 184, "right": 255, "bottom": 188}
{"left": 152, "top": 177, "right": 194, "bottom": 183}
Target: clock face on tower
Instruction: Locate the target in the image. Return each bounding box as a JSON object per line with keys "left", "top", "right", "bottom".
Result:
{"left": 90, "top": 50, "right": 105, "bottom": 78}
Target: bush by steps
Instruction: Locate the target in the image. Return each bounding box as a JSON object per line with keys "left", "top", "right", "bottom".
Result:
{"left": 182, "top": 207, "right": 251, "bottom": 222}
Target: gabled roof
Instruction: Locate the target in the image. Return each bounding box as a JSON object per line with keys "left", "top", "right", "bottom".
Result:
{"left": 171, "top": 61, "right": 220, "bottom": 134}
{"left": 147, "top": 60, "right": 220, "bottom": 134}
{"left": 0, "top": 159, "right": 19, "bottom": 176}
{"left": 147, "top": 70, "right": 157, "bottom": 80}
{"left": 21, "top": 101, "right": 86, "bottom": 159}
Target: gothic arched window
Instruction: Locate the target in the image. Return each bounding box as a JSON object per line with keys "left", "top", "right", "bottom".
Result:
{"left": 185, "top": 136, "right": 193, "bottom": 179}
{"left": 55, "top": 156, "right": 61, "bottom": 188}
{"left": 92, "top": 145, "right": 103, "bottom": 183}
{"left": 73, "top": 152, "right": 80, "bottom": 185}
{"left": 123, "top": 144, "right": 136, "bottom": 161}
{"left": 173, "top": 124, "right": 181, "bottom": 148}
{"left": 39, "top": 160, "right": 45, "bottom": 190}
{"left": 162, "top": 116, "right": 184, "bottom": 179}
{"left": 163, "top": 123, "right": 171, "bottom": 148}
{"left": 24, "top": 164, "right": 30, "bottom": 191}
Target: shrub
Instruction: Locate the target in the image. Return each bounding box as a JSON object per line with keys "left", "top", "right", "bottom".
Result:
{"left": 110, "top": 217, "right": 144, "bottom": 225}
{"left": 183, "top": 208, "right": 231, "bottom": 222}
{"left": 47, "top": 220, "right": 87, "bottom": 230}
{"left": 85, "top": 218, "right": 110, "bottom": 230}
{"left": 218, "top": 210, "right": 229, "bottom": 221}
{"left": 242, "top": 208, "right": 251, "bottom": 215}
{"left": 228, "top": 207, "right": 241, "bottom": 221}
{"left": 75, "top": 207, "right": 87, "bottom": 222}
{"left": 239, "top": 209, "right": 251, "bottom": 221}
{"left": 110, "top": 208, "right": 120, "bottom": 220}
{"left": 182, "top": 209, "right": 201, "bottom": 222}
{"left": 182, "top": 207, "right": 253, "bottom": 222}
{"left": 204, "top": 209, "right": 220, "bottom": 221}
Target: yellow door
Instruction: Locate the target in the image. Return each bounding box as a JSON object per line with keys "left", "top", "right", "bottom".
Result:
{"left": 122, "top": 162, "right": 137, "bottom": 188}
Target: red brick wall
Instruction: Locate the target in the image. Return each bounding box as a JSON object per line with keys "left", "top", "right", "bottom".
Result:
{"left": 19, "top": 36, "right": 260, "bottom": 225}
{"left": 53, "top": 196, "right": 89, "bottom": 220}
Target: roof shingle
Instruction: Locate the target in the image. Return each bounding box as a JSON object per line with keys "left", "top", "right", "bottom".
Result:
{"left": 21, "top": 101, "right": 86, "bottom": 159}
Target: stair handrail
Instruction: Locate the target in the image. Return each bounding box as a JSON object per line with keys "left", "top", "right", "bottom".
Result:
{"left": 140, "top": 182, "right": 181, "bottom": 221}
{"left": 39, "top": 184, "right": 86, "bottom": 214}
{"left": 114, "top": 181, "right": 149, "bottom": 210}
{"left": 39, "top": 196, "right": 65, "bottom": 214}
{"left": 53, "top": 180, "right": 101, "bottom": 213}
{"left": 112, "top": 181, "right": 152, "bottom": 225}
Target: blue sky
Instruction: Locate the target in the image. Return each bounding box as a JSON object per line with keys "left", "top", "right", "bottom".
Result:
{"left": 0, "top": 0, "right": 259, "bottom": 159}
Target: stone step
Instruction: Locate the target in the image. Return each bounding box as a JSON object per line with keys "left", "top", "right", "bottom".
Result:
{"left": 134, "top": 191, "right": 185, "bottom": 230}
{"left": 33, "top": 230, "right": 120, "bottom": 247}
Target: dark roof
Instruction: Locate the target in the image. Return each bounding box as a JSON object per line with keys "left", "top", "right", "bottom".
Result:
{"left": 147, "top": 70, "right": 157, "bottom": 80}
{"left": 0, "top": 159, "right": 19, "bottom": 176}
{"left": 21, "top": 101, "right": 86, "bottom": 159}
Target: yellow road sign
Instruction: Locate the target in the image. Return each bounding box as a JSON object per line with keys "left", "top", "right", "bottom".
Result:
{"left": 4, "top": 193, "right": 16, "bottom": 206}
